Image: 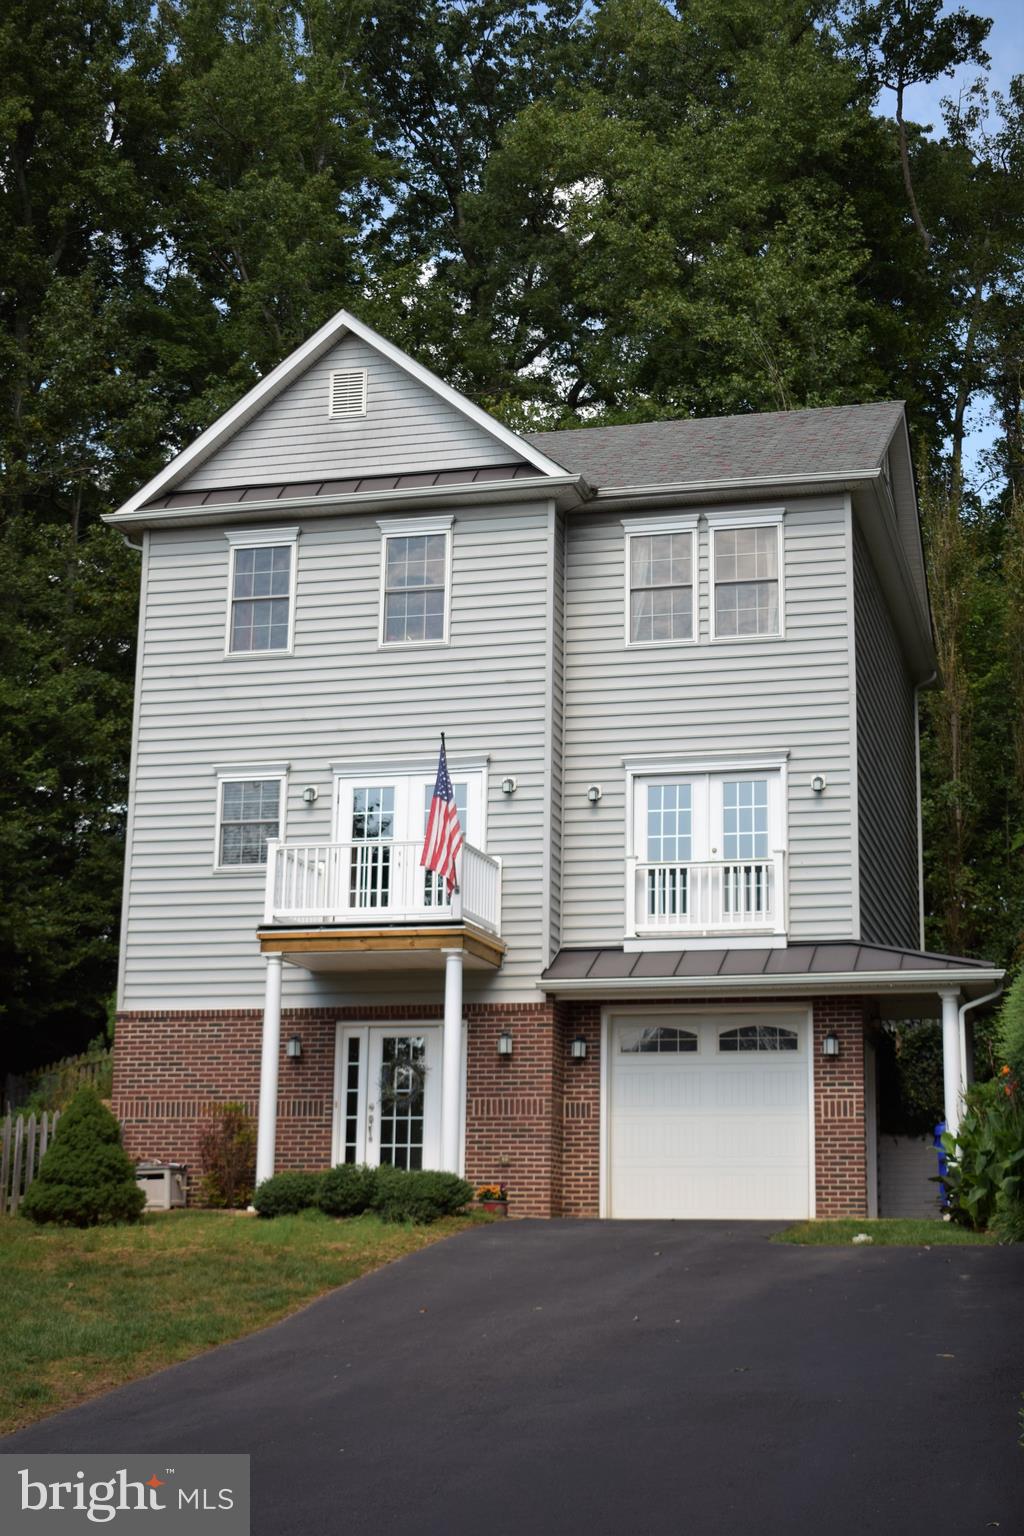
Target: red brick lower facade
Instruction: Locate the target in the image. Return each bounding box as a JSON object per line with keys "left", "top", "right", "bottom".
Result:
{"left": 114, "top": 995, "right": 870, "bottom": 1219}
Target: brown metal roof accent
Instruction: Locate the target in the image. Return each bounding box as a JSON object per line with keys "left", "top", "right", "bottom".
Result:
{"left": 541, "top": 940, "right": 995, "bottom": 983}
{"left": 142, "top": 462, "right": 543, "bottom": 511}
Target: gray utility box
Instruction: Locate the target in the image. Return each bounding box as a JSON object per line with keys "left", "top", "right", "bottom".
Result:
{"left": 134, "top": 1162, "right": 187, "bottom": 1209}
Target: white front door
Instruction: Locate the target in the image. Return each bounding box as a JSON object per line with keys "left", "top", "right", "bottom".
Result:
{"left": 608, "top": 1011, "right": 811, "bottom": 1219}
{"left": 334, "top": 1025, "right": 442, "bottom": 1170}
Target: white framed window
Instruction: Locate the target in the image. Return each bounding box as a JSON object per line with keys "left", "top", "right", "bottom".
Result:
{"left": 624, "top": 754, "right": 788, "bottom": 937}
{"left": 377, "top": 516, "right": 453, "bottom": 647}
{"left": 623, "top": 517, "right": 697, "bottom": 646}
{"left": 224, "top": 527, "right": 299, "bottom": 656}
{"left": 708, "top": 510, "right": 783, "bottom": 640}
{"left": 214, "top": 764, "right": 288, "bottom": 870}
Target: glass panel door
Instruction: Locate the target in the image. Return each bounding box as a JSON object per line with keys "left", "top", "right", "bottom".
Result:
{"left": 421, "top": 779, "right": 470, "bottom": 907}
{"left": 348, "top": 783, "right": 397, "bottom": 910}
{"left": 365, "top": 1028, "right": 441, "bottom": 1170}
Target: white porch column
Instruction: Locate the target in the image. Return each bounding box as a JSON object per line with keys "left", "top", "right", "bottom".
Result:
{"left": 255, "top": 953, "right": 283, "bottom": 1187}
{"left": 441, "top": 949, "right": 464, "bottom": 1174}
{"left": 939, "top": 988, "right": 963, "bottom": 1138}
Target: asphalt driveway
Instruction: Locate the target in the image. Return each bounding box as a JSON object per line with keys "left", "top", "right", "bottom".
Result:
{"left": 6, "top": 1221, "right": 1024, "bottom": 1534}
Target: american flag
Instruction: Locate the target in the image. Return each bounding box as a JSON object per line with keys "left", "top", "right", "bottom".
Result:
{"left": 421, "top": 738, "right": 463, "bottom": 894}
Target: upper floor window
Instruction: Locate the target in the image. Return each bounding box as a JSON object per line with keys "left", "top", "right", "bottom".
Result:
{"left": 378, "top": 516, "right": 452, "bottom": 646}
{"left": 627, "top": 529, "right": 695, "bottom": 644}
{"left": 215, "top": 769, "right": 287, "bottom": 868}
{"left": 709, "top": 514, "right": 782, "bottom": 640}
{"left": 225, "top": 527, "right": 299, "bottom": 655}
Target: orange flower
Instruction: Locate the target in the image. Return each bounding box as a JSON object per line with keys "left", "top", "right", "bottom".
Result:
{"left": 1000, "top": 1064, "right": 1011, "bottom": 1076}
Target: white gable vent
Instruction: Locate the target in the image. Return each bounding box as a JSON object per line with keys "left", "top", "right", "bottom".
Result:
{"left": 328, "top": 368, "right": 367, "bottom": 419}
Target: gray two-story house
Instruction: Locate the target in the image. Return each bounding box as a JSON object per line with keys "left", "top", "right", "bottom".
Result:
{"left": 106, "top": 310, "right": 1002, "bottom": 1220}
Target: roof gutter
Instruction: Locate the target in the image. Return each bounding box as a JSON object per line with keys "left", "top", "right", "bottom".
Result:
{"left": 590, "top": 468, "right": 882, "bottom": 503}
{"left": 539, "top": 967, "right": 1004, "bottom": 999}
{"left": 102, "top": 473, "right": 591, "bottom": 531}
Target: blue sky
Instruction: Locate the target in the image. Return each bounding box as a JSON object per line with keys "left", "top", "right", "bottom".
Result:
{"left": 898, "top": 1, "right": 1024, "bottom": 489}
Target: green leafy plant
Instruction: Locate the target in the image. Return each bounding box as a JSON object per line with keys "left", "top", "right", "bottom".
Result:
{"left": 996, "top": 970, "right": 1024, "bottom": 1084}
{"left": 942, "top": 1075, "right": 1024, "bottom": 1232}
{"left": 318, "top": 1163, "right": 377, "bottom": 1217}
{"left": 197, "top": 1102, "right": 256, "bottom": 1209}
{"left": 19, "top": 1086, "right": 146, "bottom": 1227}
{"left": 252, "top": 1171, "right": 324, "bottom": 1218}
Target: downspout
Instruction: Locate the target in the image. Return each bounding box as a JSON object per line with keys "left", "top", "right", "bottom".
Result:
{"left": 958, "top": 985, "right": 1004, "bottom": 1100}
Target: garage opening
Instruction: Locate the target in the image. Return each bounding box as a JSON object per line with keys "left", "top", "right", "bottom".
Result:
{"left": 607, "top": 1010, "right": 812, "bottom": 1220}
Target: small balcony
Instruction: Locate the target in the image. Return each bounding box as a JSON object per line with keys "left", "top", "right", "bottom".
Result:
{"left": 263, "top": 839, "right": 502, "bottom": 937}
{"left": 626, "top": 853, "right": 787, "bottom": 939}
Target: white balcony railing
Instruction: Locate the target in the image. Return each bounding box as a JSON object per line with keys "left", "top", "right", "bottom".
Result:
{"left": 626, "top": 853, "right": 787, "bottom": 938}
{"left": 263, "top": 839, "right": 502, "bottom": 936}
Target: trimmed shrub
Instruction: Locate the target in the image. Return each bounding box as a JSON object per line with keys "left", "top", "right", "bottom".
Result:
{"left": 371, "top": 1167, "right": 473, "bottom": 1224}
{"left": 252, "top": 1171, "right": 324, "bottom": 1218}
{"left": 319, "top": 1163, "right": 377, "bottom": 1217}
{"left": 19, "top": 1086, "right": 146, "bottom": 1227}
{"left": 198, "top": 1102, "right": 256, "bottom": 1208}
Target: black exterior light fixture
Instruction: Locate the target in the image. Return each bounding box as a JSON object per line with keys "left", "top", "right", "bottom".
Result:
{"left": 571, "top": 1035, "right": 588, "bottom": 1061}
{"left": 822, "top": 1032, "right": 841, "bottom": 1059}
{"left": 497, "top": 1030, "right": 514, "bottom": 1058}
{"left": 286, "top": 1034, "right": 303, "bottom": 1060}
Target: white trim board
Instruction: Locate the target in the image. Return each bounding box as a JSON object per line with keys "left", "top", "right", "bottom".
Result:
{"left": 109, "top": 311, "right": 569, "bottom": 518}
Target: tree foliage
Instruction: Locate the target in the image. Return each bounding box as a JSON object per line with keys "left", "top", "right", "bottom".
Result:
{"left": 1, "top": 0, "right": 1023, "bottom": 1069}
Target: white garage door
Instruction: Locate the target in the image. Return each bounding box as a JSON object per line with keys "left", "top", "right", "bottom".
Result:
{"left": 609, "top": 1012, "right": 811, "bottom": 1219}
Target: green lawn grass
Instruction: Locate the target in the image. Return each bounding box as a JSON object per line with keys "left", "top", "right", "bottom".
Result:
{"left": 0, "top": 1208, "right": 476, "bottom": 1434}
{"left": 773, "top": 1218, "right": 998, "bottom": 1246}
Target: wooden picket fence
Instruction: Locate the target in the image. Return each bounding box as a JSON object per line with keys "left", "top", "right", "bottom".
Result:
{"left": 2, "top": 1047, "right": 112, "bottom": 1116}
{"left": 1, "top": 1110, "right": 61, "bottom": 1215}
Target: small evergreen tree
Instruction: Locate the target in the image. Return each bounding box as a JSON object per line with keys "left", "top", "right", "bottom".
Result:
{"left": 19, "top": 1085, "right": 146, "bottom": 1226}
{"left": 996, "top": 970, "right": 1024, "bottom": 1083}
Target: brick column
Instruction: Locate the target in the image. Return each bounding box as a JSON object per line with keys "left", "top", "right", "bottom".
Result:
{"left": 559, "top": 1002, "right": 601, "bottom": 1217}
{"left": 463, "top": 1003, "right": 562, "bottom": 1216}
{"left": 813, "top": 997, "right": 868, "bottom": 1217}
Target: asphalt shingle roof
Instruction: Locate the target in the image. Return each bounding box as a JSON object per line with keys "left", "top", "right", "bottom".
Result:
{"left": 526, "top": 402, "right": 906, "bottom": 490}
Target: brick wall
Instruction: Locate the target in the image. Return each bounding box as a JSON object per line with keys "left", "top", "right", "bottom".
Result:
{"left": 812, "top": 997, "right": 869, "bottom": 1218}
{"left": 115, "top": 992, "right": 871, "bottom": 1218}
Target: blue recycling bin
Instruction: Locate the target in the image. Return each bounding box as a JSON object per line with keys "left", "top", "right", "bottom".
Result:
{"left": 933, "top": 1120, "right": 948, "bottom": 1208}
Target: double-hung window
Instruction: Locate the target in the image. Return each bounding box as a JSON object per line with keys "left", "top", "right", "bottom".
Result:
{"left": 709, "top": 513, "right": 782, "bottom": 639}
{"left": 215, "top": 767, "right": 288, "bottom": 869}
{"left": 378, "top": 516, "right": 452, "bottom": 646}
{"left": 225, "top": 527, "right": 299, "bottom": 655}
{"left": 624, "top": 519, "right": 697, "bottom": 645}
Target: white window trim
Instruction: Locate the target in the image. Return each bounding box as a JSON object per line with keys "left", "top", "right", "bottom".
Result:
{"left": 707, "top": 508, "right": 784, "bottom": 643}
{"left": 623, "top": 756, "right": 789, "bottom": 947}
{"left": 330, "top": 757, "right": 489, "bottom": 848}
{"left": 223, "top": 526, "right": 300, "bottom": 658}
{"left": 376, "top": 515, "right": 454, "bottom": 649}
{"left": 621, "top": 515, "right": 699, "bottom": 649}
{"left": 213, "top": 763, "right": 289, "bottom": 873}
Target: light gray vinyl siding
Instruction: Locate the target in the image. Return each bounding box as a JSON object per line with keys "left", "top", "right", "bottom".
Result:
{"left": 120, "top": 502, "right": 552, "bottom": 1009}
{"left": 178, "top": 334, "right": 520, "bottom": 491}
{"left": 854, "top": 522, "right": 920, "bottom": 947}
{"left": 547, "top": 509, "right": 566, "bottom": 958}
{"left": 561, "top": 498, "right": 857, "bottom": 945}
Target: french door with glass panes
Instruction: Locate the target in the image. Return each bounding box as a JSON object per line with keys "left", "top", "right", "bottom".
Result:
{"left": 334, "top": 772, "right": 481, "bottom": 919}
{"left": 333, "top": 1026, "right": 442, "bottom": 1170}
{"left": 633, "top": 771, "right": 783, "bottom": 930}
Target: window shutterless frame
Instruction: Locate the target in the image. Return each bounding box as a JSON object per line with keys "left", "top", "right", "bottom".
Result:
{"left": 621, "top": 516, "right": 698, "bottom": 648}
{"left": 212, "top": 764, "right": 289, "bottom": 872}
{"left": 223, "top": 526, "right": 300, "bottom": 657}
{"left": 706, "top": 508, "right": 784, "bottom": 642}
{"left": 376, "top": 515, "right": 453, "bottom": 648}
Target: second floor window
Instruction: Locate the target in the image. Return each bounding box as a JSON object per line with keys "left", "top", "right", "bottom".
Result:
{"left": 380, "top": 523, "right": 451, "bottom": 645}
{"left": 218, "top": 778, "right": 282, "bottom": 867}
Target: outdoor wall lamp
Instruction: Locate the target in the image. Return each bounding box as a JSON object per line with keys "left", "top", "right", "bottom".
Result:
{"left": 822, "top": 1032, "right": 841, "bottom": 1058}
{"left": 587, "top": 784, "right": 602, "bottom": 804}
{"left": 811, "top": 775, "right": 827, "bottom": 795}
{"left": 501, "top": 777, "right": 518, "bottom": 796}
{"left": 570, "top": 1035, "right": 588, "bottom": 1061}
{"left": 497, "top": 1031, "right": 514, "bottom": 1057}
{"left": 286, "top": 1034, "right": 303, "bottom": 1060}
{"left": 302, "top": 785, "right": 319, "bottom": 804}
